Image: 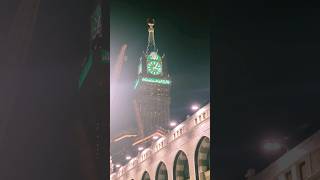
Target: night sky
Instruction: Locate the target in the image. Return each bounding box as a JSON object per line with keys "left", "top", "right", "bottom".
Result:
{"left": 213, "top": 5, "right": 320, "bottom": 179}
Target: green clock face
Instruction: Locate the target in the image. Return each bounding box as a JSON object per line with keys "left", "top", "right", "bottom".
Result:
{"left": 147, "top": 61, "right": 162, "bottom": 75}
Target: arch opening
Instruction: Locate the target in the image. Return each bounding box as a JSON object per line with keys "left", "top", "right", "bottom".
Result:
{"left": 173, "top": 150, "right": 190, "bottom": 180}
{"left": 155, "top": 162, "right": 168, "bottom": 180}
{"left": 141, "top": 171, "right": 150, "bottom": 180}
{"left": 195, "top": 136, "right": 210, "bottom": 180}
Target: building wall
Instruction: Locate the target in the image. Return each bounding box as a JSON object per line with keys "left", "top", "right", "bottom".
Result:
{"left": 135, "top": 77, "right": 171, "bottom": 136}
{"left": 249, "top": 130, "right": 320, "bottom": 180}
{"left": 111, "top": 104, "right": 210, "bottom": 180}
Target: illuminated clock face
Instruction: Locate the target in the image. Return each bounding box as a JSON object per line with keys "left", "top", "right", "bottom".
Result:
{"left": 147, "top": 61, "right": 162, "bottom": 75}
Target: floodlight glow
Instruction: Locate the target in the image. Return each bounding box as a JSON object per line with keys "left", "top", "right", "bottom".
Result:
{"left": 263, "top": 142, "right": 282, "bottom": 152}
{"left": 191, "top": 104, "right": 200, "bottom": 111}
{"left": 169, "top": 121, "right": 177, "bottom": 127}
{"left": 125, "top": 155, "right": 131, "bottom": 160}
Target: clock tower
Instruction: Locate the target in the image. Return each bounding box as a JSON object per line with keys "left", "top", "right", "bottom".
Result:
{"left": 133, "top": 18, "right": 171, "bottom": 137}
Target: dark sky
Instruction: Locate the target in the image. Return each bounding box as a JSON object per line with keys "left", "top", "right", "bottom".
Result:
{"left": 110, "top": 0, "right": 210, "bottom": 137}
{"left": 213, "top": 5, "right": 320, "bottom": 179}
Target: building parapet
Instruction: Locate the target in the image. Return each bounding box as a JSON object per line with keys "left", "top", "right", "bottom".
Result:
{"left": 249, "top": 130, "right": 320, "bottom": 180}
{"left": 111, "top": 103, "right": 210, "bottom": 178}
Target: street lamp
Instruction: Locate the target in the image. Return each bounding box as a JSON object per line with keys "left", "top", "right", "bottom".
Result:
{"left": 169, "top": 121, "right": 177, "bottom": 127}
{"left": 263, "top": 141, "right": 282, "bottom": 152}
{"left": 262, "top": 139, "right": 288, "bottom": 153}
{"left": 125, "top": 155, "right": 131, "bottom": 160}
{"left": 191, "top": 104, "right": 200, "bottom": 111}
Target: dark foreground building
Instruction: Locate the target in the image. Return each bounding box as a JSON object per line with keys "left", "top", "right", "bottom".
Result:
{"left": 78, "top": 1, "right": 109, "bottom": 180}
{"left": 247, "top": 130, "right": 320, "bottom": 180}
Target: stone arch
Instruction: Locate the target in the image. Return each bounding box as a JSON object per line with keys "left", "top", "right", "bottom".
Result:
{"left": 155, "top": 161, "right": 168, "bottom": 180}
{"left": 173, "top": 150, "right": 190, "bottom": 180}
{"left": 141, "top": 171, "right": 150, "bottom": 180}
{"left": 195, "top": 136, "right": 210, "bottom": 180}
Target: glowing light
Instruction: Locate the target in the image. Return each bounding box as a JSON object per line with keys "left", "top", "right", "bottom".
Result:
{"left": 191, "top": 104, "right": 200, "bottom": 111}
{"left": 147, "top": 61, "right": 162, "bottom": 75}
{"left": 138, "top": 147, "right": 144, "bottom": 151}
{"left": 263, "top": 141, "right": 282, "bottom": 152}
{"left": 169, "top": 121, "right": 177, "bottom": 127}
{"left": 153, "top": 136, "right": 159, "bottom": 140}
{"left": 115, "top": 164, "right": 121, "bottom": 168}
{"left": 141, "top": 77, "right": 171, "bottom": 85}
{"left": 125, "top": 155, "right": 131, "bottom": 160}
{"left": 113, "top": 134, "right": 137, "bottom": 142}
{"left": 134, "top": 78, "right": 140, "bottom": 89}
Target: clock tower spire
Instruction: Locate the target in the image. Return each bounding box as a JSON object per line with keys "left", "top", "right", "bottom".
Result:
{"left": 146, "top": 18, "right": 157, "bottom": 53}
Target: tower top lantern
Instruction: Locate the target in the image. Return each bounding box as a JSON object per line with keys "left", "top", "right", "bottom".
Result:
{"left": 146, "top": 18, "right": 156, "bottom": 53}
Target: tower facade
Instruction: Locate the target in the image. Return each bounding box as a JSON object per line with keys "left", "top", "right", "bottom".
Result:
{"left": 78, "top": 1, "right": 109, "bottom": 180}
{"left": 134, "top": 18, "right": 171, "bottom": 137}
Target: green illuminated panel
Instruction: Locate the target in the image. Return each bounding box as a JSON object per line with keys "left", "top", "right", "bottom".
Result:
{"left": 147, "top": 61, "right": 162, "bottom": 75}
{"left": 79, "top": 52, "right": 93, "bottom": 89}
{"left": 141, "top": 77, "right": 171, "bottom": 85}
